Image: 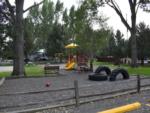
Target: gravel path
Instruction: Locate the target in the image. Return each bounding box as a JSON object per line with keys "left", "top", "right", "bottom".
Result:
{"left": 0, "top": 70, "right": 150, "bottom": 112}
{"left": 40, "top": 90, "right": 150, "bottom": 113}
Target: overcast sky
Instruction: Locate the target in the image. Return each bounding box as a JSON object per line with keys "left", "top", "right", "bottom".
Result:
{"left": 10, "top": 0, "right": 150, "bottom": 39}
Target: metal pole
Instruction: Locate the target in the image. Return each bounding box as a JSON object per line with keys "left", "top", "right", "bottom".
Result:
{"left": 98, "top": 102, "right": 141, "bottom": 113}
{"left": 74, "top": 80, "right": 79, "bottom": 107}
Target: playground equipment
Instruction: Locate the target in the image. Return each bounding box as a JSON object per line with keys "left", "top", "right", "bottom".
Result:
{"left": 98, "top": 102, "right": 141, "bottom": 113}
{"left": 109, "top": 68, "right": 130, "bottom": 81}
{"left": 75, "top": 54, "right": 89, "bottom": 72}
{"left": 88, "top": 66, "right": 130, "bottom": 81}
{"left": 95, "top": 66, "right": 111, "bottom": 75}
{"left": 65, "top": 43, "right": 78, "bottom": 70}
{"left": 65, "top": 58, "right": 76, "bottom": 70}
{"left": 89, "top": 74, "right": 108, "bottom": 81}
{"left": 65, "top": 43, "right": 78, "bottom": 49}
{"left": 88, "top": 66, "right": 111, "bottom": 81}
{"left": 65, "top": 43, "right": 90, "bottom": 71}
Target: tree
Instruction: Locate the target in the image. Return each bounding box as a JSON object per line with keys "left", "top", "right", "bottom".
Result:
{"left": 46, "top": 0, "right": 64, "bottom": 56}
{"left": 24, "top": 18, "right": 35, "bottom": 58}
{"left": 62, "top": 8, "right": 70, "bottom": 43}
{"left": 98, "top": 0, "right": 148, "bottom": 67}
{"left": 26, "top": 0, "right": 65, "bottom": 58}
{"left": 107, "top": 33, "right": 116, "bottom": 56}
{"left": 74, "top": 0, "right": 109, "bottom": 71}
{"left": 100, "top": 30, "right": 130, "bottom": 62}
{"left": 12, "top": 0, "right": 25, "bottom": 76}
{"left": 54, "top": 0, "right": 63, "bottom": 22}
{"left": 115, "top": 30, "right": 125, "bottom": 58}
{"left": 46, "top": 22, "right": 65, "bottom": 56}
{"left": 0, "top": 24, "right": 6, "bottom": 58}
{"left": 140, "top": 0, "right": 150, "bottom": 12}
{"left": 69, "top": 6, "right": 76, "bottom": 40}
{"left": 0, "top": 0, "right": 44, "bottom": 76}
{"left": 136, "top": 22, "right": 150, "bottom": 65}
{"left": 38, "top": 0, "right": 55, "bottom": 49}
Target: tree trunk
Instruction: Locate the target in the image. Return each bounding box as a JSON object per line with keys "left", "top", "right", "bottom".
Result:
{"left": 130, "top": 30, "right": 137, "bottom": 67}
{"left": 90, "top": 58, "right": 93, "bottom": 72}
{"left": 130, "top": 2, "right": 137, "bottom": 67}
{"left": 141, "top": 57, "right": 144, "bottom": 66}
{"left": 12, "top": 0, "right": 25, "bottom": 76}
{"left": 90, "top": 40, "right": 94, "bottom": 72}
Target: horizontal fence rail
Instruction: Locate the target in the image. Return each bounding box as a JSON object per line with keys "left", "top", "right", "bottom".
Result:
{"left": 0, "top": 87, "right": 75, "bottom": 96}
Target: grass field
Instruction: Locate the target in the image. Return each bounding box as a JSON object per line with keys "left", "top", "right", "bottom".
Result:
{"left": 0, "top": 61, "right": 150, "bottom": 77}
{"left": 94, "top": 61, "right": 150, "bottom": 76}
{"left": 0, "top": 65, "right": 43, "bottom": 77}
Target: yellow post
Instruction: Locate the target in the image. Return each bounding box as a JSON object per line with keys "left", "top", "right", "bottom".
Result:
{"left": 98, "top": 102, "right": 141, "bottom": 113}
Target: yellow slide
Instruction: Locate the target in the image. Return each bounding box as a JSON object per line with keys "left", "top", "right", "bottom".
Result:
{"left": 65, "top": 62, "right": 75, "bottom": 70}
{"left": 65, "top": 60, "right": 70, "bottom": 67}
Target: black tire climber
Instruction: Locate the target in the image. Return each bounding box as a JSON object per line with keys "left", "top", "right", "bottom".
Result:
{"left": 109, "top": 68, "right": 130, "bottom": 81}
{"left": 88, "top": 66, "right": 111, "bottom": 81}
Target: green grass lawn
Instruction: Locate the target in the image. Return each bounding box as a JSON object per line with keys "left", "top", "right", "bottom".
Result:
{"left": 0, "top": 65, "right": 44, "bottom": 77}
{"left": 1, "top": 62, "right": 150, "bottom": 77}
{"left": 0, "top": 72, "right": 11, "bottom": 77}
{"left": 127, "top": 66, "right": 150, "bottom": 76}
{"left": 25, "top": 65, "right": 44, "bottom": 76}
{"left": 94, "top": 61, "right": 150, "bottom": 76}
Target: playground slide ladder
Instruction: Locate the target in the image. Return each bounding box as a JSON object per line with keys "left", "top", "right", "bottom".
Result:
{"left": 98, "top": 102, "right": 141, "bottom": 113}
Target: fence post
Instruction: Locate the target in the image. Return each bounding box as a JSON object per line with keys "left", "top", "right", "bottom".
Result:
{"left": 74, "top": 80, "right": 79, "bottom": 107}
{"left": 137, "top": 75, "right": 141, "bottom": 93}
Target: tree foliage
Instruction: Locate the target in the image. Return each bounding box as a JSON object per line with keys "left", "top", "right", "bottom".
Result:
{"left": 136, "top": 22, "right": 150, "bottom": 64}
{"left": 100, "top": 30, "right": 130, "bottom": 59}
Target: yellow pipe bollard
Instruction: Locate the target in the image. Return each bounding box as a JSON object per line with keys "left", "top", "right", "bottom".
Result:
{"left": 98, "top": 102, "right": 141, "bottom": 113}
